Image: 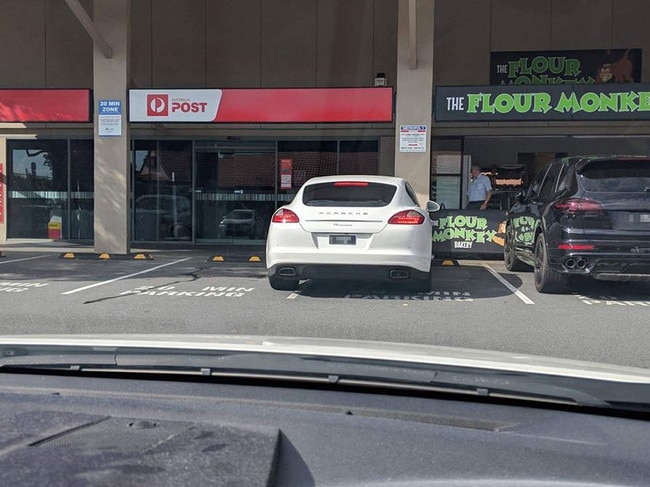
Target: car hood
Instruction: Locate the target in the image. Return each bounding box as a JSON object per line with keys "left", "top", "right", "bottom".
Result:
{"left": 0, "top": 334, "right": 648, "bottom": 384}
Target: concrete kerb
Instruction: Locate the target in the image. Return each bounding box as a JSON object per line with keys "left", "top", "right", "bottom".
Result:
{"left": 1, "top": 240, "right": 267, "bottom": 263}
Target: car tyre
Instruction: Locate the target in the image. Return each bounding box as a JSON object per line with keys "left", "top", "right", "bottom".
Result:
{"left": 504, "top": 225, "right": 532, "bottom": 272}
{"left": 268, "top": 274, "right": 299, "bottom": 291}
{"left": 534, "top": 234, "right": 569, "bottom": 294}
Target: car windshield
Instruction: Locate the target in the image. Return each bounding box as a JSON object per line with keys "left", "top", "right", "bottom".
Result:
{"left": 228, "top": 210, "right": 253, "bottom": 218}
{"left": 303, "top": 182, "right": 397, "bottom": 207}
{"left": 135, "top": 197, "right": 158, "bottom": 210}
{"left": 580, "top": 160, "right": 650, "bottom": 192}
{"left": 1, "top": 0, "right": 649, "bottom": 415}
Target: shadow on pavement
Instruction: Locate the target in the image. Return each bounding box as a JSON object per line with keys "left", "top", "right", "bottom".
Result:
{"left": 298, "top": 265, "right": 524, "bottom": 301}
{"left": 567, "top": 277, "right": 650, "bottom": 302}
{"left": 0, "top": 253, "right": 266, "bottom": 283}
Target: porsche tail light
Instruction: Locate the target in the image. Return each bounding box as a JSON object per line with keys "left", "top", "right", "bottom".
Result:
{"left": 272, "top": 209, "right": 300, "bottom": 223}
{"left": 388, "top": 210, "right": 425, "bottom": 225}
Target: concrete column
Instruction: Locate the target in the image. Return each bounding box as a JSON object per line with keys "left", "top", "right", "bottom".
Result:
{"left": 378, "top": 136, "right": 396, "bottom": 176}
{"left": 0, "top": 137, "right": 6, "bottom": 242}
{"left": 394, "top": 0, "right": 435, "bottom": 206}
{"left": 93, "top": 0, "right": 130, "bottom": 254}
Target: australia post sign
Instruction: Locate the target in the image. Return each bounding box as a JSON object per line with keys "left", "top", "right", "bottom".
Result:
{"left": 435, "top": 83, "right": 650, "bottom": 122}
{"left": 130, "top": 90, "right": 222, "bottom": 122}
{"left": 129, "top": 88, "right": 393, "bottom": 123}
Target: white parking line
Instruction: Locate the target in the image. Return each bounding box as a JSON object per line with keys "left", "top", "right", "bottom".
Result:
{"left": 61, "top": 257, "right": 192, "bottom": 295}
{"left": 287, "top": 291, "right": 301, "bottom": 300}
{"left": 482, "top": 263, "right": 535, "bottom": 305}
{"left": 0, "top": 255, "right": 49, "bottom": 265}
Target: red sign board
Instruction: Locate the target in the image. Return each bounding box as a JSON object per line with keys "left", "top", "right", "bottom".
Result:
{"left": 0, "top": 90, "right": 91, "bottom": 122}
{"left": 0, "top": 163, "right": 4, "bottom": 224}
{"left": 130, "top": 88, "right": 393, "bottom": 123}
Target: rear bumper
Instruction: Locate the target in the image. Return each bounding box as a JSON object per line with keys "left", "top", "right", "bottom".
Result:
{"left": 548, "top": 249, "right": 650, "bottom": 280}
{"left": 266, "top": 249, "right": 432, "bottom": 275}
{"left": 267, "top": 263, "right": 431, "bottom": 281}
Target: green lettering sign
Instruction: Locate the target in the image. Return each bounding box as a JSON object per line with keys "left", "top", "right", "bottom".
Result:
{"left": 555, "top": 92, "right": 580, "bottom": 113}
{"left": 598, "top": 93, "right": 619, "bottom": 112}
{"left": 531, "top": 56, "right": 548, "bottom": 74}
{"left": 432, "top": 215, "right": 496, "bottom": 244}
{"left": 481, "top": 93, "right": 495, "bottom": 113}
{"left": 547, "top": 57, "right": 566, "bottom": 74}
{"left": 532, "top": 93, "right": 552, "bottom": 113}
{"left": 619, "top": 92, "right": 638, "bottom": 112}
{"left": 580, "top": 92, "right": 600, "bottom": 113}
{"left": 437, "top": 84, "right": 650, "bottom": 122}
{"left": 505, "top": 56, "right": 583, "bottom": 84}
{"left": 494, "top": 93, "right": 514, "bottom": 113}
{"left": 467, "top": 94, "right": 481, "bottom": 114}
{"left": 564, "top": 58, "right": 581, "bottom": 77}
{"left": 638, "top": 92, "right": 650, "bottom": 111}
{"left": 514, "top": 94, "right": 533, "bottom": 113}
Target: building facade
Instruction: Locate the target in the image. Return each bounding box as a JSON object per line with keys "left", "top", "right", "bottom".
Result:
{"left": 1, "top": 0, "right": 649, "bottom": 252}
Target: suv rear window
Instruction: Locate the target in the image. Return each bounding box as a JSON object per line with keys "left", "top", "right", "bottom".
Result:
{"left": 302, "top": 182, "right": 397, "bottom": 207}
{"left": 580, "top": 160, "right": 650, "bottom": 192}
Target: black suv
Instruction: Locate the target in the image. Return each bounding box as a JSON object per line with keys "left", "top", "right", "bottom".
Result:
{"left": 504, "top": 156, "right": 650, "bottom": 293}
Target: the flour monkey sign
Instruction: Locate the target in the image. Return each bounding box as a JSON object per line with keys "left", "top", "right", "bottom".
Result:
{"left": 435, "top": 84, "right": 650, "bottom": 122}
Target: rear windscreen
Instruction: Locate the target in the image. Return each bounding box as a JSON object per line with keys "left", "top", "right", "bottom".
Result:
{"left": 580, "top": 160, "right": 650, "bottom": 192}
{"left": 302, "top": 182, "right": 397, "bottom": 207}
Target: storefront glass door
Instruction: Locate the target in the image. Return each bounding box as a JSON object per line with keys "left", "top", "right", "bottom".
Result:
{"left": 132, "top": 138, "right": 379, "bottom": 244}
{"left": 8, "top": 140, "right": 69, "bottom": 239}
{"left": 132, "top": 140, "right": 193, "bottom": 241}
{"left": 195, "top": 141, "right": 276, "bottom": 243}
{"left": 70, "top": 140, "right": 94, "bottom": 239}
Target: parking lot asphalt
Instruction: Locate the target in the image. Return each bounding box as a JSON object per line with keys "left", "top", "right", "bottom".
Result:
{"left": 0, "top": 249, "right": 648, "bottom": 369}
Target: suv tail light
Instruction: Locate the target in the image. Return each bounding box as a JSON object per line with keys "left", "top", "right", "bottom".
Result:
{"left": 272, "top": 208, "right": 300, "bottom": 223}
{"left": 388, "top": 210, "right": 425, "bottom": 225}
{"left": 554, "top": 198, "right": 603, "bottom": 214}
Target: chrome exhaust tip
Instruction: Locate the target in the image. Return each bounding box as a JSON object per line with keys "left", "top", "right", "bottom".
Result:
{"left": 564, "top": 258, "right": 576, "bottom": 270}
{"left": 576, "top": 258, "right": 588, "bottom": 269}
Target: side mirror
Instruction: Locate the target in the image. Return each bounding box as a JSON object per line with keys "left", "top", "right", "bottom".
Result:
{"left": 426, "top": 201, "right": 441, "bottom": 212}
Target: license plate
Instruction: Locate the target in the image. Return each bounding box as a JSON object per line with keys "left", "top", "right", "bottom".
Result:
{"left": 329, "top": 235, "right": 356, "bottom": 245}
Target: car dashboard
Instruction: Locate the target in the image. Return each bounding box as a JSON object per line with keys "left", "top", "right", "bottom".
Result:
{"left": 0, "top": 371, "right": 648, "bottom": 486}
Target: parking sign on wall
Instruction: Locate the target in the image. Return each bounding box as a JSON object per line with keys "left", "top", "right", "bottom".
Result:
{"left": 98, "top": 99, "right": 122, "bottom": 137}
{"left": 399, "top": 125, "right": 427, "bottom": 153}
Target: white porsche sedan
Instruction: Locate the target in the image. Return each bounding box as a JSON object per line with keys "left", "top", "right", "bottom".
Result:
{"left": 266, "top": 175, "right": 440, "bottom": 291}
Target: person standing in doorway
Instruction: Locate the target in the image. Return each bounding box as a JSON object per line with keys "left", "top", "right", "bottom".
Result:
{"left": 466, "top": 165, "right": 493, "bottom": 210}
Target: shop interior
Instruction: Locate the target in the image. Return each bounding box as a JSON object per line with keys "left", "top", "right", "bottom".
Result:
{"left": 479, "top": 152, "right": 568, "bottom": 210}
